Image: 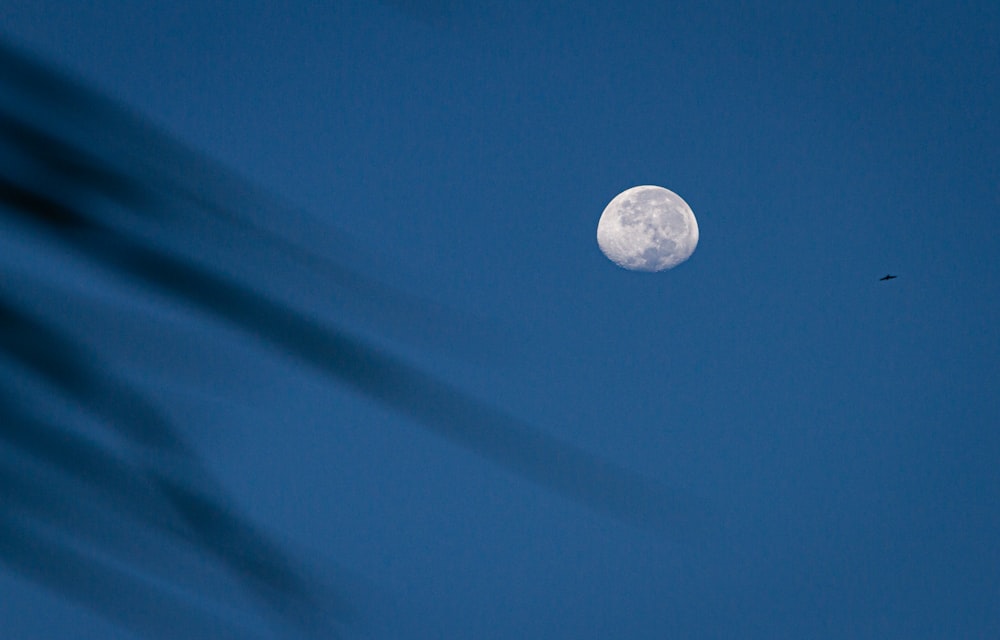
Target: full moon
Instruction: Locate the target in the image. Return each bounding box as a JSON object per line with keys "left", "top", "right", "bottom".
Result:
{"left": 596, "top": 185, "right": 699, "bottom": 271}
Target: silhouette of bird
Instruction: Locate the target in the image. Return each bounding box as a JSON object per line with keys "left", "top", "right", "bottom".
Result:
{"left": 879, "top": 274, "right": 898, "bottom": 281}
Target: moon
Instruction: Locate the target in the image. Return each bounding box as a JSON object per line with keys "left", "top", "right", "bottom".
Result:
{"left": 596, "top": 185, "right": 699, "bottom": 271}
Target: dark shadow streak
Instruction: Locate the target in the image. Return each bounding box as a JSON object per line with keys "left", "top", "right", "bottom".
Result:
{"left": 0, "top": 311, "right": 351, "bottom": 636}
{"left": 0, "top": 512, "right": 268, "bottom": 640}
{"left": 1, "top": 37, "right": 500, "bottom": 361}
{"left": 0, "top": 298, "right": 186, "bottom": 452}
{"left": 0, "top": 38, "right": 690, "bottom": 531}
{"left": 0, "top": 32, "right": 696, "bottom": 639}
{"left": 1, "top": 183, "right": 689, "bottom": 529}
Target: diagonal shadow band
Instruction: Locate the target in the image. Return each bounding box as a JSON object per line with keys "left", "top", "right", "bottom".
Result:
{"left": 0, "top": 30, "right": 698, "bottom": 640}
{"left": 0, "top": 285, "right": 362, "bottom": 632}
{"left": 0, "top": 510, "right": 270, "bottom": 640}
{"left": 0, "top": 51, "right": 693, "bottom": 530}
{"left": 1, "top": 167, "right": 690, "bottom": 529}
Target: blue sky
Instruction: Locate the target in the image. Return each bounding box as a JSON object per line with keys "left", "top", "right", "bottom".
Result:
{"left": 1, "top": 1, "right": 998, "bottom": 638}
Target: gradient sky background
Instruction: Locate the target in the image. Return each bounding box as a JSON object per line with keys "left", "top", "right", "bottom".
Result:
{"left": 2, "top": 1, "right": 999, "bottom": 638}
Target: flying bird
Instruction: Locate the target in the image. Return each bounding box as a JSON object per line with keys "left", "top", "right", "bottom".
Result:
{"left": 879, "top": 274, "right": 898, "bottom": 281}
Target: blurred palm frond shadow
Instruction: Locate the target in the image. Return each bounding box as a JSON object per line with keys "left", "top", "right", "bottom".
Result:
{"left": 0, "top": 37, "right": 689, "bottom": 638}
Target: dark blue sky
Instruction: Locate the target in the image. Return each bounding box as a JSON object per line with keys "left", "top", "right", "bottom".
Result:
{"left": 2, "top": 2, "right": 998, "bottom": 638}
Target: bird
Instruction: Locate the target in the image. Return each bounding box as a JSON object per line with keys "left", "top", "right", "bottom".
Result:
{"left": 879, "top": 274, "right": 898, "bottom": 281}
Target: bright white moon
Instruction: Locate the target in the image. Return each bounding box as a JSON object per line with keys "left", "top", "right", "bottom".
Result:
{"left": 596, "top": 185, "right": 699, "bottom": 271}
